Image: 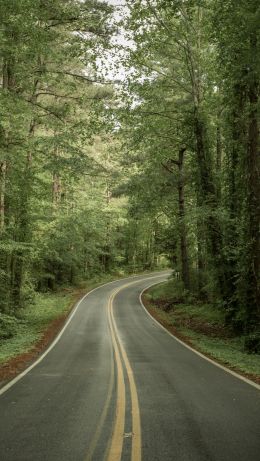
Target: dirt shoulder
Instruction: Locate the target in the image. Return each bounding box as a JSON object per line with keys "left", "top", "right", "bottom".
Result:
{"left": 0, "top": 270, "right": 161, "bottom": 388}
{"left": 0, "top": 289, "right": 86, "bottom": 386}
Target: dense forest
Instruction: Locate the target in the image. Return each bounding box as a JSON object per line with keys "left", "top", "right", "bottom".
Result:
{"left": 0, "top": 1, "right": 259, "bottom": 346}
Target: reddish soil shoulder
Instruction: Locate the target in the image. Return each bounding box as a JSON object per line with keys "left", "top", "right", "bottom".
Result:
{"left": 0, "top": 289, "right": 85, "bottom": 387}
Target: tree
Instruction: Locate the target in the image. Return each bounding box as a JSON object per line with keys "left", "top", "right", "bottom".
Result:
{"left": 212, "top": 0, "right": 260, "bottom": 332}
{"left": 0, "top": 0, "right": 113, "bottom": 311}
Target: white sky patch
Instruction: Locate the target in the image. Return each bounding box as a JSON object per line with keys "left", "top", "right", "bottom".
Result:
{"left": 97, "top": 0, "right": 135, "bottom": 82}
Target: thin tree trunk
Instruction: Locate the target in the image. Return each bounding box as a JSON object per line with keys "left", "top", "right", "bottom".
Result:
{"left": 216, "top": 122, "right": 222, "bottom": 201}
{"left": 52, "top": 172, "right": 62, "bottom": 206}
{"left": 0, "top": 161, "right": 6, "bottom": 232}
{"left": 197, "top": 224, "right": 204, "bottom": 295}
{"left": 52, "top": 142, "right": 62, "bottom": 208}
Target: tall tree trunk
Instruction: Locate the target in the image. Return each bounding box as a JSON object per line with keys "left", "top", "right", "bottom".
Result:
{"left": 0, "top": 161, "right": 6, "bottom": 232}
{"left": 177, "top": 148, "right": 190, "bottom": 291}
{"left": 194, "top": 108, "right": 224, "bottom": 295}
{"left": 3, "top": 58, "right": 16, "bottom": 90}
{"left": 1, "top": 57, "right": 14, "bottom": 233}
{"left": 186, "top": 10, "right": 224, "bottom": 297}
{"left": 11, "top": 118, "right": 36, "bottom": 309}
{"left": 196, "top": 195, "right": 206, "bottom": 298}
{"left": 244, "top": 33, "right": 260, "bottom": 330}
{"left": 216, "top": 121, "right": 222, "bottom": 202}
{"left": 223, "top": 82, "right": 246, "bottom": 325}
{"left": 1, "top": 57, "right": 16, "bottom": 309}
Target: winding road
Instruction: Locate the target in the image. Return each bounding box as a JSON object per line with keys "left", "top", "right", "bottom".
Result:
{"left": 0, "top": 272, "right": 259, "bottom": 461}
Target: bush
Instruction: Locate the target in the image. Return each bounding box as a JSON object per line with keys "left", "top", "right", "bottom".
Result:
{"left": 244, "top": 333, "right": 260, "bottom": 354}
{"left": 0, "top": 314, "right": 20, "bottom": 340}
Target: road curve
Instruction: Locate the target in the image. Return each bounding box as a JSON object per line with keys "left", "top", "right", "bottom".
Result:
{"left": 0, "top": 272, "right": 259, "bottom": 461}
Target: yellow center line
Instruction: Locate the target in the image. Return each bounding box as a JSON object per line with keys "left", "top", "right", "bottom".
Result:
{"left": 107, "top": 274, "right": 166, "bottom": 461}
{"left": 107, "top": 292, "right": 126, "bottom": 461}
{"left": 110, "top": 302, "right": 142, "bottom": 461}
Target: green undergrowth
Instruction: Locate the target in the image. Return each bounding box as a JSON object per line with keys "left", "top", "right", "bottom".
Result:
{"left": 145, "top": 281, "right": 260, "bottom": 378}
{"left": 0, "top": 272, "right": 121, "bottom": 365}
{"left": 0, "top": 269, "right": 161, "bottom": 366}
{"left": 0, "top": 291, "right": 75, "bottom": 364}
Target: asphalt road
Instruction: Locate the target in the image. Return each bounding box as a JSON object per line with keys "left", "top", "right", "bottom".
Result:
{"left": 0, "top": 272, "right": 259, "bottom": 461}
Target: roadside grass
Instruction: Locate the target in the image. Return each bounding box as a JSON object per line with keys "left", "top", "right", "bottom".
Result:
{"left": 0, "top": 272, "right": 122, "bottom": 365}
{"left": 0, "top": 291, "right": 75, "bottom": 364}
{"left": 145, "top": 281, "right": 260, "bottom": 379}
{"left": 0, "top": 268, "right": 164, "bottom": 367}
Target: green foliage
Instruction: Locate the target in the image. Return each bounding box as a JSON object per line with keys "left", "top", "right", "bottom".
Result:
{"left": 185, "top": 333, "right": 260, "bottom": 376}
{"left": 0, "top": 0, "right": 258, "bottom": 344}
{"left": 145, "top": 281, "right": 260, "bottom": 376}
{"left": 114, "top": 0, "right": 260, "bottom": 334}
{"left": 244, "top": 333, "right": 260, "bottom": 355}
{"left": 0, "top": 0, "right": 123, "bottom": 316}
{"left": 0, "top": 314, "right": 20, "bottom": 340}
{"left": 0, "top": 290, "right": 74, "bottom": 363}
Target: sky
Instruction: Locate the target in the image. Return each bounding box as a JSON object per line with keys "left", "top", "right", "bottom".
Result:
{"left": 97, "top": 0, "right": 132, "bottom": 82}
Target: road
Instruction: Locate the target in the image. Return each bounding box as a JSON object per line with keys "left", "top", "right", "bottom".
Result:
{"left": 0, "top": 272, "right": 259, "bottom": 461}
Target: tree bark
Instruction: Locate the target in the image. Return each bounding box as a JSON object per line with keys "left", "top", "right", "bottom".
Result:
{"left": 196, "top": 195, "right": 206, "bottom": 298}
{"left": 245, "top": 33, "right": 260, "bottom": 328}
{"left": 0, "top": 161, "right": 6, "bottom": 232}
{"left": 194, "top": 108, "right": 224, "bottom": 295}
{"left": 216, "top": 122, "right": 222, "bottom": 202}
{"left": 52, "top": 172, "right": 62, "bottom": 206}
{"left": 177, "top": 148, "right": 190, "bottom": 291}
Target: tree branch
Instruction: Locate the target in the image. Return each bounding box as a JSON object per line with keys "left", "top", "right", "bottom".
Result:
{"left": 34, "top": 69, "right": 116, "bottom": 85}
{"left": 23, "top": 98, "right": 64, "bottom": 122}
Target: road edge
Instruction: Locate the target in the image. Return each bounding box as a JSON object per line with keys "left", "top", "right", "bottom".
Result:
{"left": 139, "top": 282, "right": 260, "bottom": 391}
{"left": 0, "top": 271, "right": 169, "bottom": 396}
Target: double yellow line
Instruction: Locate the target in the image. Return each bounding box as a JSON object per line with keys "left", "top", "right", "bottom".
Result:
{"left": 107, "top": 285, "right": 142, "bottom": 461}
{"left": 85, "top": 274, "right": 166, "bottom": 461}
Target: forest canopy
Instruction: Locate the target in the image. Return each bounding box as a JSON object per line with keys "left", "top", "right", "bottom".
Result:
{"left": 0, "top": 0, "right": 259, "bottom": 343}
